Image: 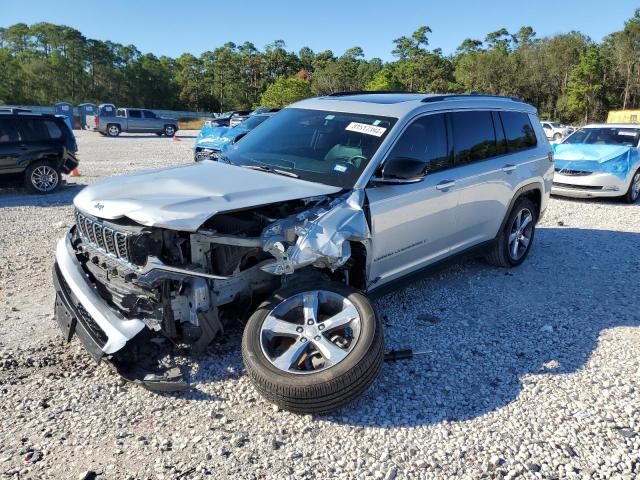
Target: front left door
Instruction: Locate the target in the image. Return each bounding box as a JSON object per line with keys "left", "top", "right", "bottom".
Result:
{"left": 366, "top": 113, "right": 461, "bottom": 288}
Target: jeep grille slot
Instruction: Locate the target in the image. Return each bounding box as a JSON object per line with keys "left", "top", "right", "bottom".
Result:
{"left": 75, "top": 209, "right": 132, "bottom": 263}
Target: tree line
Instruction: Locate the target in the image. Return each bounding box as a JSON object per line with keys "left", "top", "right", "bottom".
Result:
{"left": 1, "top": 11, "right": 639, "bottom": 123}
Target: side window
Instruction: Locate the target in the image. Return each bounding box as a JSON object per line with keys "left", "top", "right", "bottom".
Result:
{"left": 500, "top": 111, "right": 537, "bottom": 152}
{"left": 387, "top": 113, "right": 451, "bottom": 173}
{"left": 129, "top": 110, "right": 142, "bottom": 118}
{"left": 0, "top": 119, "right": 22, "bottom": 143}
{"left": 116, "top": 109, "right": 125, "bottom": 117}
{"left": 16, "top": 119, "right": 50, "bottom": 142}
{"left": 44, "top": 120, "right": 63, "bottom": 139}
{"left": 143, "top": 110, "right": 156, "bottom": 119}
{"left": 450, "top": 111, "right": 497, "bottom": 165}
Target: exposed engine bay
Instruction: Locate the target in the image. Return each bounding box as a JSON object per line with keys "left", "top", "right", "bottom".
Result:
{"left": 67, "top": 190, "right": 370, "bottom": 389}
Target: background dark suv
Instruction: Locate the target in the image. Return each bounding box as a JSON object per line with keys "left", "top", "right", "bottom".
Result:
{"left": 0, "top": 109, "right": 78, "bottom": 193}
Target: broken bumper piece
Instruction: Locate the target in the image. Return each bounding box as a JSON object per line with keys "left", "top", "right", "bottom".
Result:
{"left": 52, "top": 231, "right": 190, "bottom": 391}
{"left": 53, "top": 232, "right": 146, "bottom": 356}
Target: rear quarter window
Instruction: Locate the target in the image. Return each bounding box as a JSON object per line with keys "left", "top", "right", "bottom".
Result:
{"left": 44, "top": 120, "right": 63, "bottom": 139}
{"left": 500, "top": 111, "right": 537, "bottom": 152}
{"left": 16, "top": 119, "right": 54, "bottom": 142}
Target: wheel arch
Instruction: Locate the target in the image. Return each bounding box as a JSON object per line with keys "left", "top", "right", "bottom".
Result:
{"left": 498, "top": 183, "right": 543, "bottom": 236}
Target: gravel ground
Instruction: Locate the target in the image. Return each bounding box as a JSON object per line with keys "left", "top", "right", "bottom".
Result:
{"left": 1, "top": 130, "right": 639, "bottom": 479}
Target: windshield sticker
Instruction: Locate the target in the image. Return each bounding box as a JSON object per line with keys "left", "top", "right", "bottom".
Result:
{"left": 346, "top": 122, "right": 387, "bottom": 137}
{"left": 325, "top": 115, "right": 335, "bottom": 120}
{"left": 618, "top": 130, "right": 639, "bottom": 136}
{"left": 334, "top": 164, "right": 348, "bottom": 173}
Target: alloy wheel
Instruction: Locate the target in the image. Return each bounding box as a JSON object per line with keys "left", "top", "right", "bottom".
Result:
{"left": 508, "top": 208, "right": 534, "bottom": 261}
{"left": 30, "top": 165, "right": 59, "bottom": 192}
{"left": 260, "top": 290, "right": 362, "bottom": 374}
{"left": 632, "top": 172, "right": 640, "bottom": 200}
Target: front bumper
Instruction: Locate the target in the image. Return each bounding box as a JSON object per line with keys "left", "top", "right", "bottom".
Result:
{"left": 551, "top": 171, "right": 627, "bottom": 198}
{"left": 52, "top": 230, "right": 145, "bottom": 359}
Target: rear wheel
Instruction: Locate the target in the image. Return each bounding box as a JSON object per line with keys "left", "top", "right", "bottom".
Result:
{"left": 25, "top": 161, "right": 61, "bottom": 194}
{"left": 107, "top": 124, "right": 120, "bottom": 137}
{"left": 486, "top": 197, "right": 537, "bottom": 267}
{"left": 622, "top": 170, "right": 640, "bottom": 204}
{"left": 163, "top": 125, "right": 176, "bottom": 137}
{"left": 242, "top": 281, "right": 383, "bottom": 414}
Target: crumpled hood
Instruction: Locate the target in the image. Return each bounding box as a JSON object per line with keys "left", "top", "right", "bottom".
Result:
{"left": 196, "top": 125, "right": 230, "bottom": 145}
{"left": 553, "top": 144, "right": 632, "bottom": 163}
{"left": 553, "top": 144, "right": 637, "bottom": 177}
{"left": 74, "top": 161, "right": 342, "bottom": 231}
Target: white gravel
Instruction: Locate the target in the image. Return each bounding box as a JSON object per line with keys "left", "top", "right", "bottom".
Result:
{"left": 1, "top": 130, "right": 639, "bottom": 479}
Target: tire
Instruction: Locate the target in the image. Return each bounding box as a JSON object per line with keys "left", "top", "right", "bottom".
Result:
{"left": 24, "top": 161, "right": 61, "bottom": 194}
{"left": 553, "top": 132, "right": 562, "bottom": 141}
{"left": 486, "top": 197, "right": 537, "bottom": 268}
{"left": 163, "top": 125, "right": 176, "bottom": 137}
{"left": 621, "top": 169, "right": 640, "bottom": 204}
{"left": 242, "top": 281, "right": 384, "bottom": 414}
{"left": 107, "top": 124, "right": 120, "bottom": 137}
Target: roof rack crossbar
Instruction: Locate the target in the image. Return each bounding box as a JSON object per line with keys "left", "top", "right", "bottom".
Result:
{"left": 0, "top": 107, "right": 33, "bottom": 114}
{"left": 421, "top": 93, "right": 522, "bottom": 103}
{"left": 326, "top": 90, "right": 419, "bottom": 97}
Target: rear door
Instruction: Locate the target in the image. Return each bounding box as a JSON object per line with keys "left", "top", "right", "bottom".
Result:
{"left": 366, "top": 113, "right": 460, "bottom": 286}
{"left": 447, "top": 110, "right": 535, "bottom": 253}
{"left": 0, "top": 118, "right": 24, "bottom": 173}
{"left": 127, "top": 109, "right": 145, "bottom": 132}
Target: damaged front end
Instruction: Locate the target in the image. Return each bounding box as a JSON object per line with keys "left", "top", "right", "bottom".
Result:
{"left": 53, "top": 190, "right": 370, "bottom": 391}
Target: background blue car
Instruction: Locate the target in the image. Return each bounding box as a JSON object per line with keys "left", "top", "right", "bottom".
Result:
{"left": 194, "top": 113, "right": 275, "bottom": 161}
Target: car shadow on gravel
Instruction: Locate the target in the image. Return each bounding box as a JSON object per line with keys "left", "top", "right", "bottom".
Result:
{"left": 328, "top": 227, "right": 640, "bottom": 427}
{"left": 0, "top": 183, "right": 82, "bottom": 208}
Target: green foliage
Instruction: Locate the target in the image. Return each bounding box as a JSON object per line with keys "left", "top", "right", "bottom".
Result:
{"left": 258, "top": 77, "right": 312, "bottom": 108}
{"left": 1, "top": 15, "right": 640, "bottom": 121}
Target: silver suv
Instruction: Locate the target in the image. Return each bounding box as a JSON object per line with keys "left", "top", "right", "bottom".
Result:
{"left": 52, "top": 92, "right": 553, "bottom": 413}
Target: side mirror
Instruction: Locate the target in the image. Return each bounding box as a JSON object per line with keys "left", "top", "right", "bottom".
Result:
{"left": 371, "top": 156, "right": 427, "bottom": 185}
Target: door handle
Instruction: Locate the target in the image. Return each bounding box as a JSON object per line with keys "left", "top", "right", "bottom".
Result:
{"left": 436, "top": 180, "right": 456, "bottom": 191}
{"left": 502, "top": 164, "right": 517, "bottom": 173}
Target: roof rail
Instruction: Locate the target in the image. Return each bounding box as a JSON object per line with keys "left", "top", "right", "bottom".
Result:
{"left": 421, "top": 93, "right": 522, "bottom": 103}
{"left": 326, "top": 90, "right": 418, "bottom": 97}
{"left": 0, "top": 107, "right": 33, "bottom": 114}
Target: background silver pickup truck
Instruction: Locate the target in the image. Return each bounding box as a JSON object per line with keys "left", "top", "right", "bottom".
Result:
{"left": 97, "top": 108, "right": 178, "bottom": 137}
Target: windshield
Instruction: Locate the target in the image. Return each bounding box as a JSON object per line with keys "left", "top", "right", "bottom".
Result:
{"left": 564, "top": 127, "right": 640, "bottom": 147}
{"left": 240, "top": 115, "right": 270, "bottom": 130}
{"left": 222, "top": 108, "right": 397, "bottom": 188}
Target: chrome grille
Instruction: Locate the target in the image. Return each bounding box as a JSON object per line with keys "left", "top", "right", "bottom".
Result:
{"left": 75, "top": 209, "right": 132, "bottom": 263}
{"left": 555, "top": 168, "right": 592, "bottom": 176}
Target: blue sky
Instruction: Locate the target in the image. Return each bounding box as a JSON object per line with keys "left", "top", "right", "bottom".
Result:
{"left": 3, "top": 0, "right": 638, "bottom": 59}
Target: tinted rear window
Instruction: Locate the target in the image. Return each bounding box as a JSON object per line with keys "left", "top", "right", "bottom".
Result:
{"left": 450, "top": 111, "right": 497, "bottom": 164}
{"left": 0, "top": 119, "right": 22, "bottom": 142}
{"left": 129, "top": 110, "right": 142, "bottom": 118}
{"left": 500, "top": 111, "right": 537, "bottom": 152}
{"left": 16, "top": 118, "right": 55, "bottom": 142}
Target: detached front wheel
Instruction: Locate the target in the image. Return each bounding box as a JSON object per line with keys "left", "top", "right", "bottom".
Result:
{"left": 242, "top": 281, "right": 383, "bottom": 414}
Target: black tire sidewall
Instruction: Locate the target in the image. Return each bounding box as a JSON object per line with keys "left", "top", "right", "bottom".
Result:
{"left": 502, "top": 198, "right": 537, "bottom": 266}
{"left": 242, "top": 281, "right": 381, "bottom": 389}
{"left": 164, "top": 125, "right": 175, "bottom": 137}
{"left": 107, "top": 124, "right": 120, "bottom": 137}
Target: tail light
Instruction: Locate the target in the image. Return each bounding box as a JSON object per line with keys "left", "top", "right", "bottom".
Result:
{"left": 95, "top": 117, "right": 100, "bottom": 125}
